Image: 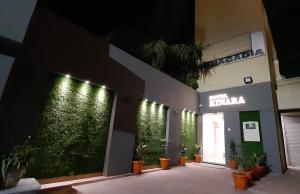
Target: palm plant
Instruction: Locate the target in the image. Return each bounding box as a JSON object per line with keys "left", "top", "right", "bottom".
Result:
{"left": 143, "top": 40, "right": 169, "bottom": 70}
{"left": 1, "top": 136, "right": 34, "bottom": 189}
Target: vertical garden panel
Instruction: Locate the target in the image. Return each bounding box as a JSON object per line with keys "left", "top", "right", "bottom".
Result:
{"left": 181, "top": 111, "right": 197, "bottom": 160}
{"left": 136, "top": 101, "right": 168, "bottom": 165}
{"left": 27, "top": 74, "right": 114, "bottom": 179}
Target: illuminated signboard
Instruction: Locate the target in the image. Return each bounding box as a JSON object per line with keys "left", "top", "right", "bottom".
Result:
{"left": 209, "top": 94, "right": 245, "bottom": 107}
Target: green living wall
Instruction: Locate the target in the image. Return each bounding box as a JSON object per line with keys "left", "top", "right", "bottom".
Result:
{"left": 136, "top": 100, "right": 168, "bottom": 165}
{"left": 27, "top": 74, "right": 114, "bottom": 179}
{"left": 181, "top": 111, "right": 197, "bottom": 160}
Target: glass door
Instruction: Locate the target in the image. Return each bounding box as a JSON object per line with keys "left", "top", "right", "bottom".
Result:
{"left": 202, "top": 113, "right": 225, "bottom": 164}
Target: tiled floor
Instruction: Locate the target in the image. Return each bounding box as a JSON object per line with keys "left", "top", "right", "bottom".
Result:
{"left": 73, "top": 164, "right": 300, "bottom": 194}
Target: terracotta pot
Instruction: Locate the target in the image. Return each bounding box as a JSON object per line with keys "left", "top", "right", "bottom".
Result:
{"left": 179, "top": 156, "right": 187, "bottom": 166}
{"left": 159, "top": 158, "right": 170, "bottom": 170}
{"left": 241, "top": 169, "right": 253, "bottom": 186}
{"left": 232, "top": 172, "right": 248, "bottom": 190}
{"left": 132, "top": 160, "right": 143, "bottom": 174}
{"left": 255, "top": 165, "right": 265, "bottom": 178}
{"left": 228, "top": 160, "right": 238, "bottom": 169}
{"left": 251, "top": 165, "right": 263, "bottom": 181}
{"left": 194, "top": 154, "right": 202, "bottom": 163}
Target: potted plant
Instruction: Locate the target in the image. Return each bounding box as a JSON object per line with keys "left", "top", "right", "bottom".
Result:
{"left": 0, "top": 136, "right": 34, "bottom": 190}
{"left": 252, "top": 152, "right": 267, "bottom": 178}
{"left": 194, "top": 144, "right": 202, "bottom": 163}
{"left": 228, "top": 139, "right": 238, "bottom": 169}
{"left": 159, "top": 138, "right": 170, "bottom": 170}
{"left": 232, "top": 171, "right": 249, "bottom": 190}
{"left": 132, "top": 142, "right": 147, "bottom": 174}
{"left": 179, "top": 144, "right": 188, "bottom": 166}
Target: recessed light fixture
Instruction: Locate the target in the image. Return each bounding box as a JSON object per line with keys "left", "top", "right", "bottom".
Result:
{"left": 102, "top": 85, "right": 106, "bottom": 89}
{"left": 161, "top": 104, "right": 164, "bottom": 106}
{"left": 85, "top": 80, "right": 90, "bottom": 84}
{"left": 144, "top": 98, "right": 148, "bottom": 101}
{"left": 153, "top": 101, "right": 156, "bottom": 104}
{"left": 65, "top": 74, "right": 70, "bottom": 78}
{"left": 183, "top": 108, "right": 186, "bottom": 111}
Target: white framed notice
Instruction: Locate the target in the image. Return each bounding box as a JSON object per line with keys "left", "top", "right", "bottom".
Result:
{"left": 243, "top": 121, "right": 260, "bottom": 142}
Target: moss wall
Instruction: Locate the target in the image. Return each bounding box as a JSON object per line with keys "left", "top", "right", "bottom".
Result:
{"left": 27, "top": 74, "right": 114, "bottom": 179}
{"left": 136, "top": 101, "right": 168, "bottom": 165}
{"left": 181, "top": 111, "right": 197, "bottom": 160}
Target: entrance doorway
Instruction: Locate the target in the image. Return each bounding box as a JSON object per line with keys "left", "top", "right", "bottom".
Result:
{"left": 281, "top": 112, "right": 300, "bottom": 169}
{"left": 202, "top": 113, "right": 225, "bottom": 165}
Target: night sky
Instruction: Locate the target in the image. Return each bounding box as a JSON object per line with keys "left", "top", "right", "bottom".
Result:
{"left": 39, "top": 0, "right": 195, "bottom": 44}
{"left": 39, "top": 0, "right": 300, "bottom": 78}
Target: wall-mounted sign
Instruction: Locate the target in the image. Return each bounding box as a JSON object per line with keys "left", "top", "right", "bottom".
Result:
{"left": 242, "top": 121, "right": 261, "bottom": 142}
{"left": 202, "top": 31, "right": 266, "bottom": 68}
{"left": 209, "top": 94, "right": 245, "bottom": 107}
{"left": 202, "top": 49, "right": 265, "bottom": 68}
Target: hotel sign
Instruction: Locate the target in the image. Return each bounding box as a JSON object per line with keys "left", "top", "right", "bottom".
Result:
{"left": 203, "top": 49, "right": 264, "bottom": 68}
{"left": 209, "top": 94, "right": 245, "bottom": 107}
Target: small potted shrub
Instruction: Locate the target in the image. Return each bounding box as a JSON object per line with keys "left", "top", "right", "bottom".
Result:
{"left": 252, "top": 152, "right": 267, "bottom": 178}
{"left": 194, "top": 144, "right": 202, "bottom": 163}
{"left": 0, "top": 136, "right": 34, "bottom": 190}
{"left": 179, "top": 144, "right": 188, "bottom": 166}
{"left": 239, "top": 155, "right": 255, "bottom": 186}
{"left": 228, "top": 139, "right": 238, "bottom": 169}
{"left": 159, "top": 138, "right": 170, "bottom": 170}
{"left": 132, "top": 142, "right": 147, "bottom": 174}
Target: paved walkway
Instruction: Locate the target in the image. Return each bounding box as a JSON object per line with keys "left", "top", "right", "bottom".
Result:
{"left": 73, "top": 164, "right": 300, "bottom": 194}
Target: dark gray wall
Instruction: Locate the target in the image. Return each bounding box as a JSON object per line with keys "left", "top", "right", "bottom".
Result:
{"left": 109, "top": 45, "right": 199, "bottom": 165}
{"left": 0, "top": 53, "right": 14, "bottom": 99}
{"left": 199, "top": 82, "right": 283, "bottom": 174}
{"left": 0, "top": 6, "right": 145, "bottom": 176}
{"left": 0, "top": 0, "right": 37, "bottom": 42}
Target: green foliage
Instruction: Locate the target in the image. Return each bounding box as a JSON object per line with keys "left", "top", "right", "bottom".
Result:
{"left": 143, "top": 40, "right": 169, "bottom": 69}
{"left": 136, "top": 101, "right": 168, "bottom": 165}
{"left": 1, "top": 137, "right": 34, "bottom": 189}
{"left": 194, "top": 144, "right": 201, "bottom": 155}
{"left": 179, "top": 143, "right": 188, "bottom": 157}
{"left": 229, "top": 139, "right": 238, "bottom": 161}
{"left": 252, "top": 152, "right": 267, "bottom": 166}
{"left": 133, "top": 143, "right": 148, "bottom": 161}
{"left": 159, "top": 138, "right": 171, "bottom": 158}
{"left": 181, "top": 112, "right": 197, "bottom": 160}
{"left": 26, "top": 75, "right": 114, "bottom": 179}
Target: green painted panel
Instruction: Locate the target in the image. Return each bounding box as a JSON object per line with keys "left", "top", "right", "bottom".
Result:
{"left": 136, "top": 101, "right": 168, "bottom": 165}
{"left": 240, "top": 111, "right": 264, "bottom": 164}
{"left": 181, "top": 111, "right": 197, "bottom": 160}
{"left": 27, "top": 74, "right": 114, "bottom": 179}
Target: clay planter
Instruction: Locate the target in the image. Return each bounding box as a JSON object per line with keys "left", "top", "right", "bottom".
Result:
{"left": 132, "top": 160, "right": 143, "bottom": 174}
{"left": 232, "top": 172, "right": 248, "bottom": 190}
{"left": 251, "top": 165, "right": 263, "bottom": 181}
{"left": 228, "top": 160, "right": 238, "bottom": 169}
{"left": 194, "top": 154, "right": 202, "bottom": 163}
{"left": 241, "top": 169, "right": 254, "bottom": 186}
{"left": 159, "top": 158, "right": 170, "bottom": 170}
{"left": 255, "top": 165, "right": 265, "bottom": 178}
{"left": 179, "top": 156, "right": 187, "bottom": 166}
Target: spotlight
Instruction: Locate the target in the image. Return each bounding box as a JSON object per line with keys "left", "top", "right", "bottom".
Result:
{"left": 65, "top": 74, "right": 70, "bottom": 78}
{"left": 102, "top": 85, "right": 106, "bottom": 89}
{"left": 85, "top": 80, "right": 90, "bottom": 84}
{"left": 144, "top": 98, "right": 148, "bottom": 101}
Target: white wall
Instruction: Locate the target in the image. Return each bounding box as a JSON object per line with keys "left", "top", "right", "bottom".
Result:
{"left": 277, "top": 77, "right": 300, "bottom": 110}
{"left": 0, "top": 53, "right": 14, "bottom": 99}
{"left": 197, "top": 55, "right": 271, "bottom": 92}
{"left": 0, "top": 0, "right": 37, "bottom": 42}
{"left": 195, "top": 0, "right": 272, "bottom": 92}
